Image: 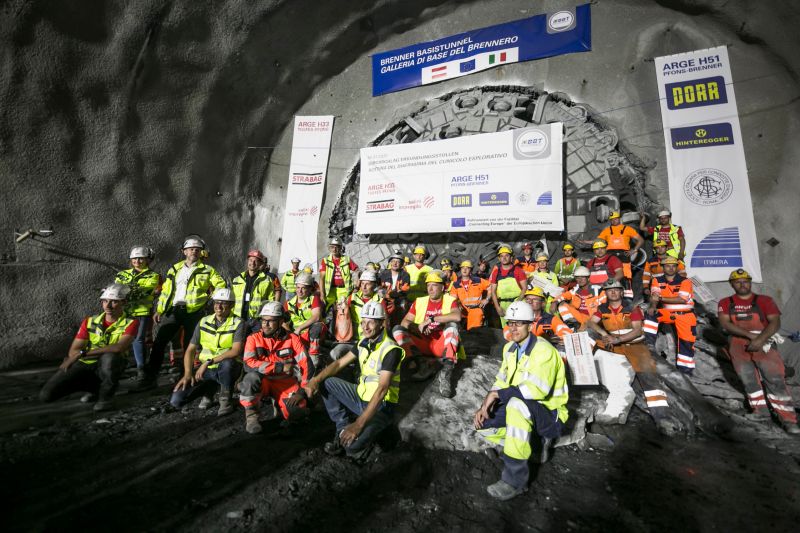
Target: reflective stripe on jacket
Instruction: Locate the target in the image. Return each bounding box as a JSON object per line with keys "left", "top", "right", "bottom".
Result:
{"left": 231, "top": 271, "right": 275, "bottom": 319}
{"left": 156, "top": 261, "right": 226, "bottom": 314}
{"left": 83, "top": 312, "right": 135, "bottom": 364}
{"left": 115, "top": 268, "right": 160, "bottom": 317}
{"left": 357, "top": 331, "right": 404, "bottom": 403}
{"left": 197, "top": 314, "right": 242, "bottom": 368}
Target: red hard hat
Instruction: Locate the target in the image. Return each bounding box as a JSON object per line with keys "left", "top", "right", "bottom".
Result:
{"left": 247, "top": 249, "right": 265, "bottom": 260}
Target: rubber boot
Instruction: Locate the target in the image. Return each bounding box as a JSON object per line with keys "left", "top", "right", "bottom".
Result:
{"left": 217, "top": 389, "right": 234, "bottom": 416}
{"left": 245, "top": 407, "right": 262, "bottom": 434}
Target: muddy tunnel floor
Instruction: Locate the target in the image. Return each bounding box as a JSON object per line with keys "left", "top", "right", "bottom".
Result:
{"left": 2, "top": 364, "right": 800, "bottom": 533}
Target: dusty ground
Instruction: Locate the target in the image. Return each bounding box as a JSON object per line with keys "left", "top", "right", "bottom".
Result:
{"left": 2, "top": 348, "right": 800, "bottom": 532}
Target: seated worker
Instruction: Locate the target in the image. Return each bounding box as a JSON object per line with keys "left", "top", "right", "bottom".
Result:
{"left": 718, "top": 269, "right": 799, "bottom": 434}
{"left": 280, "top": 257, "right": 302, "bottom": 302}
{"left": 405, "top": 245, "right": 432, "bottom": 301}
{"left": 379, "top": 253, "right": 411, "bottom": 325}
{"left": 515, "top": 241, "right": 537, "bottom": 274}
{"left": 450, "top": 260, "right": 491, "bottom": 330}
{"left": 170, "top": 288, "right": 244, "bottom": 416}
{"left": 642, "top": 240, "right": 686, "bottom": 298}
{"left": 490, "top": 245, "right": 528, "bottom": 327}
{"left": 503, "top": 287, "right": 572, "bottom": 347}
{"left": 644, "top": 256, "right": 697, "bottom": 375}
{"left": 239, "top": 302, "right": 313, "bottom": 434}
{"left": 440, "top": 258, "right": 457, "bottom": 291}
{"left": 585, "top": 239, "right": 623, "bottom": 295}
{"left": 596, "top": 211, "right": 644, "bottom": 299}
{"left": 474, "top": 301, "right": 568, "bottom": 501}
{"left": 529, "top": 253, "right": 560, "bottom": 310}
{"left": 284, "top": 273, "right": 326, "bottom": 368}
{"left": 475, "top": 255, "right": 491, "bottom": 280}
{"left": 330, "top": 270, "right": 387, "bottom": 361}
{"left": 231, "top": 249, "right": 277, "bottom": 331}
{"left": 392, "top": 270, "right": 465, "bottom": 398}
{"left": 553, "top": 243, "right": 581, "bottom": 288}
{"left": 319, "top": 237, "right": 358, "bottom": 311}
{"left": 587, "top": 280, "right": 679, "bottom": 433}
{"left": 640, "top": 209, "right": 685, "bottom": 260}
{"left": 555, "top": 266, "right": 607, "bottom": 328}
{"left": 304, "top": 301, "right": 404, "bottom": 461}
{"left": 40, "top": 284, "right": 137, "bottom": 411}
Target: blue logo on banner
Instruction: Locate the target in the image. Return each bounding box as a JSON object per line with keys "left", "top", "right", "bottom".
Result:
{"left": 460, "top": 59, "right": 476, "bottom": 73}
{"left": 671, "top": 123, "right": 734, "bottom": 150}
{"left": 537, "top": 191, "right": 553, "bottom": 205}
{"left": 665, "top": 76, "right": 728, "bottom": 110}
{"left": 451, "top": 194, "right": 472, "bottom": 207}
{"left": 690, "top": 227, "right": 743, "bottom": 268}
{"left": 451, "top": 218, "right": 466, "bottom": 228}
{"left": 479, "top": 192, "right": 509, "bottom": 206}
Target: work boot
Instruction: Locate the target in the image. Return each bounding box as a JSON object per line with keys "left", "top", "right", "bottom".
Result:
{"left": 245, "top": 408, "right": 262, "bottom": 434}
{"left": 409, "top": 359, "right": 436, "bottom": 382}
{"left": 347, "top": 442, "right": 381, "bottom": 464}
{"left": 132, "top": 373, "right": 157, "bottom": 392}
{"left": 781, "top": 421, "right": 800, "bottom": 435}
{"left": 324, "top": 434, "right": 344, "bottom": 456}
{"left": 135, "top": 368, "right": 146, "bottom": 381}
{"left": 539, "top": 437, "right": 554, "bottom": 464}
{"left": 655, "top": 415, "right": 682, "bottom": 437}
{"left": 487, "top": 480, "right": 526, "bottom": 501}
{"left": 198, "top": 396, "right": 213, "bottom": 410}
{"left": 93, "top": 400, "right": 114, "bottom": 412}
{"left": 217, "top": 390, "right": 234, "bottom": 416}
{"left": 437, "top": 361, "right": 455, "bottom": 398}
{"left": 80, "top": 393, "right": 97, "bottom": 404}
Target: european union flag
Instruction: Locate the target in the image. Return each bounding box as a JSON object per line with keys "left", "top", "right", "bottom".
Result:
{"left": 460, "top": 59, "right": 476, "bottom": 73}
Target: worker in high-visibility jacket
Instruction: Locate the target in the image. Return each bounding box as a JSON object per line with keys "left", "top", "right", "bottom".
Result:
{"left": 379, "top": 253, "right": 411, "bottom": 325}
{"left": 644, "top": 256, "right": 697, "bottom": 374}
{"left": 329, "top": 270, "right": 388, "bottom": 362}
{"left": 503, "top": 287, "right": 572, "bottom": 347}
{"left": 450, "top": 260, "right": 491, "bottom": 330}
{"left": 640, "top": 210, "right": 685, "bottom": 260}
{"left": 555, "top": 266, "right": 607, "bottom": 328}
{"left": 718, "top": 269, "right": 799, "bottom": 434}
{"left": 594, "top": 212, "right": 643, "bottom": 299}
{"left": 240, "top": 302, "right": 313, "bottom": 434}
{"left": 642, "top": 240, "right": 686, "bottom": 297}
{"left": 587, "top": 280, "right": 680, "bottom": 434}
{"left": 231, "top": 249, "right": 277, "bottom": 331}
{"left": 585, "top": 239, "right": 624, "bottom": 296}
{"left": 490, "top": 245, "right": 528, "bottom": 327}
{"left": 304, "top": 301, "right": 404, "bottom": 461}
{"left": 136, "top": 237, "right": 226, "bottom": 390}
{"left": 405, "top": 245, "right": 432, "bottom": 301}
{"left": 475, "top": 301, "right": 568, "bottom": 501}
{"left": 515, "top": 241, "right": 537, "bottom": 274}
{"left": 529, "top": 253, "right": 560, "bottom": 310}
{"left": 553, "top": 243, "right": 581, "bottom": 288}
{"left": 440, "top": 258, "right": 457, "bottom": 291}
{"left": 393, "top": 270, "right": 465, "bottom": 398}
{"left": 284, "top": 272, "right": 326, "bottom": 368}
{"left": 115, "top": 246, "right": 160, "bottom": 379}
{"left": 319, "top": 237, "right": 358, "bottom": 310}
{"left": 170, "top": 288, "right": 245, "bottom": 416}
{"left": 40, "top": 284, "right": 137, "bottom": 412}
{"left": 281, "top": 257, "right": 302, "bottom": 302}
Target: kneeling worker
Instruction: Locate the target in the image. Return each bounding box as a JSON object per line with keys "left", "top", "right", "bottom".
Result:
{"left": 474, "top": 301, "right": 568, "bottom": 501}
{"left": 304, "top": 301, "right": 403, "bottom": 461}
{"left": 40, "top": 283, "right": 137, "bottom": 411}
{"left": 171, "top": 288, "right": 245, "bottom": 416}
{"left": 239, "top": 302, "right": 313, "bottom": 434}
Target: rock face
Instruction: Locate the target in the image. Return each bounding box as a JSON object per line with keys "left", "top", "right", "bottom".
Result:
{"left": 2, "top": 0, "right": 800, "bottom": 367}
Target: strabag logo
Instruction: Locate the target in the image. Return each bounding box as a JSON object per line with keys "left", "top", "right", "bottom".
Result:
{"left": 665, "top": 76, "right": 727, "bottom": 110}
{"left": 683, "top": 168, "right": 733, "bottom": 206}
{"left": 291, "top": 172, "right": 324, "bottom": 185}
{"left": 366, "top": 199, "right": 395, "bottom": 213}
{"left": 513, "top": 128, "right": 550, "bottom": 159}
{"left": 671, "top": 122, "right": 734, "bottom": 150}
{"left": 547, "top": 10, "right": 576, "bottom": 33}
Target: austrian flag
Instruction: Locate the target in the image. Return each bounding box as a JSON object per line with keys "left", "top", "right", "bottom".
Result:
{"left": 420, "top": 47, "right": 519, "bottom": 85}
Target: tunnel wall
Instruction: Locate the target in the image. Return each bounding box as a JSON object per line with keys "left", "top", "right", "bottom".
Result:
{"left": 1, "top": 0, "right": 799, "bottom": 368}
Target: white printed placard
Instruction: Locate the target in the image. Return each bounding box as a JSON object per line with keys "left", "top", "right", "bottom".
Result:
{"left": 563, "top": 331, "right": 599, "bottom": 385}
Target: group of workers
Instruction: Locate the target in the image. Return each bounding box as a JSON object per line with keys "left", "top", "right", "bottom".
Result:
{"left": 37, "top": 209, "right": 799, "bottom": 502}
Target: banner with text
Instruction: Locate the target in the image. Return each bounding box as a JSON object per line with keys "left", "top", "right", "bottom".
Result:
{"left": 371, "top": 4, "right": 591, "bottom": 96}
{"left": 655, "top": 46, "right": 762, "bottom": 282}
{"left": 356, "top": 125, "right": 564, "bottom": 234}
{"left": 278, "top": 116, "right": 335, "bottom": 273}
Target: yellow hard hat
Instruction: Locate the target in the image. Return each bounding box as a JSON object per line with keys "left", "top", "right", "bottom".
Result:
{"left": 562, "top": 243, "right": 574, "bottom": 251}
{"left": 592, "top": 239, "right": 608, "bottom": 249}
{"left": 729, "top": 268, "right": 752, "bottom": 281}
{"left": 661, "top": 256, "right": 680, "bottom": 265}
{"left": 413, "top": 246, "right": 426, "bottom": 255}
{"left": 535, "top": 253, "right": 549, "bottom": 262}
{"left": 525, "top": 286, "right": 546, "bottom": 299}
{"left": 460, "top": 260, "right": 473, "bottom": 268}
{"left": 425, "top": 271, "right": 445, "bottom": 284}
{"left": 440, "top": 258, "right": 452, "bottom": 267}
{"left": 497, "top": 246, "right": 513, "bottom": 255}
{"left": 654, "top": 239, "right": 668, "bottom": 247}
{"left": 609, "top": 211, "right": 621, "bottom": 220}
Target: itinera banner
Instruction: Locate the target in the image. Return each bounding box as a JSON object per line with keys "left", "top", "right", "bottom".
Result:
{"left": 654, "top": 46, "right": 762, "bottom": 282}
{"left": 371, "top": 4, "right": 591, "bottom": 96}
{"left": 356, "top": 124, "right": 564, "bottom": 234}
{"left": 277, "top": 116, "right": 335, "bottom": 273}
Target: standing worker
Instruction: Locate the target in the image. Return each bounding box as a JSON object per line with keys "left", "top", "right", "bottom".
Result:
{"left": 405, "top": 245, "right": 432, "bottom": 301}
{"left": 553, "top": 243, "right": 581, "bottom": 288}
{"left": 642, "top": 240, "right": 686, "bottom": 298}
{"left": 489, "top": 245, "right": 527, "bottom": 326}
{"left": 594, "top": 212, "right": 644, "bottom": 299}
{"left": 379, "top": 253, "right": 411, "bottom": 325}
{"left": 115, "top": 246, "right": 160, "bottom": 380}
{"left": 474, "top": 301, "right": 568, "bottom": 500}
{"left": 530, "top": 253, "right": 560, "bottom": 310}
{"left": 450, "top": 260, "right": 491, "bottom": 330}
{"left": 319, "top": 237, "right": 358, "bottom": 311}
{"left": 136, "top": 237, "right": 227, "bottom": 390}
{"left": 640, "top": 210, "right": 685, "bottom": 260}
{"left": 717, "top": 269, "right": 799, "bottom": 434}
{"left": 231, "top": 249, "right": 277, "bottom": 331}
{"left": 585, "top": 239, "right": 624, "bottom": 295}
{"left": 440, "top": 258, "right": 457, "bottom": 291}
{"left": 515, "top": 242, "right": 537, "bottom": 274}
{"left": 281, "top": 258, "right": 302, "bottom": 302}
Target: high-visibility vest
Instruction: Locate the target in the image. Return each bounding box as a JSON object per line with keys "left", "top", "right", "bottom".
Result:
{"left": 651, "top": 274, "right": 694, "bottom": 312}
{"left": 603, "top": 225, "right": 635, "bottom": 251}
{"left": 413, "top": 294, "right": 458, "bottom": 324}
{"left": 587, "top": 256, "right": 616, "bottom": 286}
{"left": 115, "top": 268, "right": 160, "bottom": 317}
{"left": 450, "top": 276, "right": 488, "bottom": 308}
{"left": 516, "top": 256, "right": 537, "bottom": 274}
{"left": 157, "top": 261, "right": 226, "bottom": 314}
{"left": 596, "top": 303, "right": 644, "bottom": 342}
{"left": 494, "top": 265, "right": 523, "bottom": 301}
{"left": 197, "top": 314, "right": 242, "bottom": 368}
{"left": 553, "top": 258, "right": 581, "bottom": 284}
{"left": 349, "top": 291, "right": 383, "bottom": 340}
{"left": 231, "top": 271, "right": 275, "bottom": 319}
{"left": 356, "top": 331, "right": 404, "bottom": 404}
{"left": 653, "top": 224, "right": 682, "bottom": 258}
{"left": 405, "top": 263, "right": 432, "bottom": 299}
{"left": 322, "top": 254, "right": 353, "bottom": 296}
{"left": 287, "top": 295, "right": 316, "bottom": 328}
{"left": 83, "top": 312, "right": 135, "bottom": 364}
{"left": 493, "top": 336, "right": 569, "bottom": 423}
{"left": 281, "top": 270, "right": 299, "bottom": 293}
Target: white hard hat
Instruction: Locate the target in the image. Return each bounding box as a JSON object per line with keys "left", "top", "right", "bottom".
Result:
{"left": 182, "top": 238, "right": 205, "bottom": 249}
{"left": 100, "top": 283, "right": 129, "bottom": 301}
{"left": 505, "top": 301, "right": 535, "bottom": 322}
{"left": 330, "top": 237, "right": 343, "bottom": 246}
{"left": 211, "top": 288, "right": 235, "bottom": 302}
{"left": 574, "top": 266, "right": 591, "bottom": 277}
{"left": 291, "top": 257, "right": 301, "bottom": 263}
{"left": 129, "top": 246, "right": 153, "bottom": 259}
{"left": 295, "top": 273, "right": 314, "bottom": 287}
{"left": 602, "top": 279, "right": 624, "bottom": 290}
{"left": 360, "top": 301, "right": 386, "bottom": 320}
{"left": 657, "top": 210, "right": 672, "bottom": 217}
{"left": 259, "top": 301, "right": 284, "bottom": 317}
{"left": 360, "top": 270, "right": 378, "bottom": 283}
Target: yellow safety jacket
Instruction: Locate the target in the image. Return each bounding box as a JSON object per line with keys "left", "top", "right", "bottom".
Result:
{"left": 83, "top": 312, "right": 135, "bottom": 364}
{"left": 231, "top": 271, "right": 275, "bottom": 319}
{"left": 356, "top": 331, "right": 404, "bottom": 404}
{"left": 495, "top": 266, "right": 523, "bottom": 301}
{"left": 281, "top": 270, "right": 299, "bottom": 294}
{"left": 322, "top": 254, "right": 354, "bottom": 299}
{"left": 197, "top": 314, "right": 242, "bottom": 369}
{"left": 553, "top": 258, "right": 581, "bottom": 285}
{"left": 653, "top": 224, "right": 682, "bottom": 258}
{"left": 405, "top": 263, "right": 432, "bottom": 300}
{"left": 156, "top": 261, "right": 226, "bottom": 314}
{"left": 350, "top": 291, "right": 383, "bottom": 340}
{"left": 115, "top": 268, "right": 160, "bottom": 317}
{"left": 287, "top": 295, "right": 316, "bottom": 329}
{"left": 493, "top": 336, "right": 569, "bottom": 423}
{"left": 413, "top": 294, "right": 457, "bottom": 324}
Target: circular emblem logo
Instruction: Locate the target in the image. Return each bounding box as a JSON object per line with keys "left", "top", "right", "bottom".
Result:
{"left": 516, "top": 129, "right": 548, "bottom": 157}
{"left": 548, "top": 11, "right": 574, "bottom": 31}
{"left": 695, "top": 128, "right": 707, "bottom": 138}
{"left": 683, "top": 168, "right": 733, "bottom": 206}
{"left": 517, "top": 192, "right": 530, "bottom": 205}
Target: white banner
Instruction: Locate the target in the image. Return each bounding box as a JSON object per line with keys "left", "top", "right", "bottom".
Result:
{"left": 277, "top": 116, "right": 335, "bottom": 273}
{"left": 654, "top": 46, "right": 762, "bottom": 282}
{"left": 356, "top": 125, "right": 564, "bottom": 234}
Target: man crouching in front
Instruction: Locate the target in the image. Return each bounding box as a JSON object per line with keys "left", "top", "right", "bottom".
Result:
{"left": 474, "top": 301, "right": 569, "bottom": 500}
{"left": 304, "top": 301, "right": 403, "bottom": 462}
